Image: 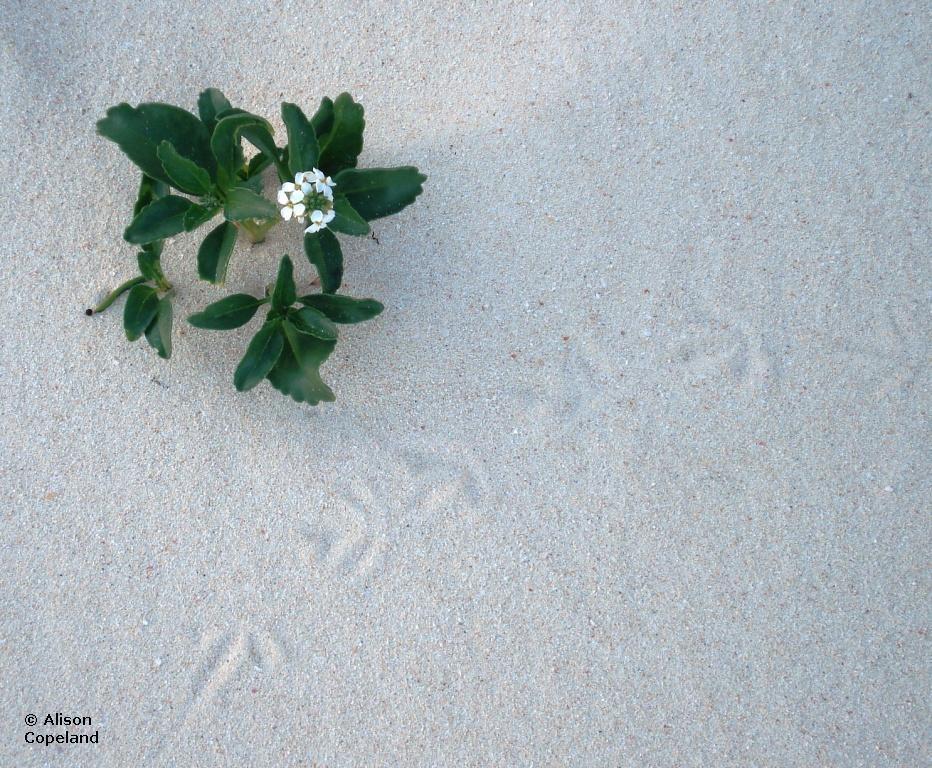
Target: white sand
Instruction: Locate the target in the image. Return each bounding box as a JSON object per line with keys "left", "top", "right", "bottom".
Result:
{"left": 1, "top": 1, "right": 929, "bottom": 765}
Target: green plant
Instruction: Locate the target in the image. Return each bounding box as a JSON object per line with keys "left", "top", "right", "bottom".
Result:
{"left": 88, "top": 89, "right": 425, "bottom": 403}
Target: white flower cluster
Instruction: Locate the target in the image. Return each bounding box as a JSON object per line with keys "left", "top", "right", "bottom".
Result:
{"left": 277, "top": 169, "right": 337, "bottom": 234}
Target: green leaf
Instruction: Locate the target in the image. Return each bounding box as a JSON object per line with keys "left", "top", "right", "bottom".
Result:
{"left": 137, "top": 251, "right": 167, "bottom": 288}
{"left": 214, "top": 107, "right": 288, "bottom": 181}
{"left": 282, "top": 102, "right": 319, "bottom": 176}
{"left": 123, "top": 284, "right": 160, "bottom": 341}
{"left": 234, "top": 319, "right": 284, "bottom": 392}
{"left": 310, "top": 97, "right": 334, "bottom": 137}
{"left": 197, "top": 221, "right": 238, "bottom": 283}
{"left": 266, "top": 321, "right": 336, "bottom": 404}
{"left": 303, "top": 229, "right": 343, "bottom": 293}
{"left": 134, "top": 175, "right": 169, "bottom": 258}
{"left": 328, "top": 195, "right": 370, "bottom": 236}
{"left": 317, "top": 93, "right": 365, "bottom": 176}
{"left": 242, "top": 126, "right": 286, "bottom": 180}
{"left": 333, "top": 167, "right": 426, "bottom": 221}
{"left": 223, "top": 187, "right": 278, "bottom": 221}
{"left": 271, "top": 255, "right": 296, "bottom": 310}
{"left": 188, "top": 293, "right": 264, "bottom": 330}
{"left": 124, "top": 195, "right": 193, "bottom": 245}
{"left": 144, "top": 297, "right": 173, "bottom": 358}
{"left": 216, "top": 112, "right": 245, "bottom": 179}
{"left": 97, "top": 102, "right": 214, "bottom": 185}
{"left": 299, "top": 293, "right": 384, "bottom": 324}
{"left": 183, "top": 203, "right": 219, "bottom": 231}
{"left": 134, "top": 174, "right": 169, "bottom": 217}
{"left": 197, "top": 88, "right": 232, "bottom": 132}
{"left": 211, "top": 112, "right": 274, "bottom": 188}
{"left": 236, "top": 171, "right": 265, "bottom": 193}
{"left": 289, "top": 306, "right": 338, "bottom": 341}
{"left": 243, "top": 151, "right": 272, "bottom": 179}
{"left": 156, "top": 140, "right": 213, "bottom": 195}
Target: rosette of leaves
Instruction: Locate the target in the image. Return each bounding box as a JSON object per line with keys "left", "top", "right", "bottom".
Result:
{"left": 278, "top": 94, "right": 426, "bottom": 294}
{"left": 188, "top": 256, "right": 383, "bottom": 403}
{"left": 97, "top": 88, "right": 286, "bottom": 285}
{"left": 91, "top": 88, "right": 425, "bottom": 404}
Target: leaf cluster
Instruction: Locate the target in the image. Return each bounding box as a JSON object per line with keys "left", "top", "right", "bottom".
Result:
{"left": 93, "top": 88, "right": 426, "bottom": 404}
{"left": 189, "top": 256, "right": 383, "bottom": 403}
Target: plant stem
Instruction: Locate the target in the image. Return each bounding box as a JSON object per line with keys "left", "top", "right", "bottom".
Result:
{"left": 87, "top": 276, "right": 146, "bottom": 315}
{"left": 236, "top": 217, "right": 278, "bottom": 244}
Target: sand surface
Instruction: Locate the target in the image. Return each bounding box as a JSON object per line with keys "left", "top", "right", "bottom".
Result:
{"left": 1, "top": 2, "right": 929, "bottom": 766}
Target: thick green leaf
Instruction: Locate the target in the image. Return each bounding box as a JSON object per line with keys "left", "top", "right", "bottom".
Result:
{"left": 197, "top": 88, "right": 232, "bottom": 132}
{"left": 183, "top": 203, "right": 219, "bottom": 231}
{"left": 236, "top": 171, "right": 265, "bottom": 193}
{"left": 144, "top": 297, "right": 173, "bottom": 358}
{"left": 197, "top": 220, "right": 238, "bottom": 283}
{"left": 188, "top": 293, "right": 264, "bottom": 330}
{"left": 98, "top": 102, "right": 214, "bottom": 185}
{"left": 134, "top": 174, "right": 169, "bottom": 217}
{"left": 124, "top": 195, "right": 193, "bottom": 244}
{"left": 242, "top": 126, "right": 286, "bottom": 180}
{"left": 214, "top": 107, "right": 288, "bottom": 181}
{"left": 211, "top": 113, "right": 275, "bottom": 188}
{"left": 299, "top": 293, "right": 384, "bottom": 324}
{"left": 333, "top": 167, "right": 426, "bottom": 221}
{"left": 282, "top": 102, "right": 319, "bottom": 175}
{"left": 135, "top": 175, "right": 169, "bottom": 258}
{"left": 272, "top": 255, "right": 296, "bottom": 310}
{"left": 215, "top": 111, "right": 245, "bottom": 179}
{"left": 137, "top": 251, "right": 167, "bottom": 288}
{"left": 234, "top": 320, "right": 284, "bottom": 392}
{"left": 157, "top": 140, "right": 213, "bottom": 195}
{"left": 328, "top": 195, "right": 370, "bottom": 236}
{"left": 123, "top": 284, "right": 160, "bottom": 341}
{"left": 266, "top": 321, "right": 336, "bottom": 404}
{"left": 223, "top": 187, "right": 278, "bottom": 221}
{"left": 317, "top": 93, "right": 365, "bottom": 176}
{"left": 303, "top": 229, "right": 343, "bottom": 293}
{"left": 289, "top": 306, "right": 338, "bottom": 341}
{"left": 310, "top": 97, "right": 334, "bottom": 137}
{"left": 243, "top": 151, "right": 272, "bottom": 179}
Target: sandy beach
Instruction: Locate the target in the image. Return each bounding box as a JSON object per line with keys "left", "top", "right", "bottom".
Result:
{"left": 1, "top": 1, "right": 929, "bottom": 765}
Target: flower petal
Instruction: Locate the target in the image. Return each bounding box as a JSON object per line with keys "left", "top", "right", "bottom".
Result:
{"left": 282, "top": 182, "right": 295, "bottom": 193}
{"left": 294, "top": 172, "right": 304, "bottom": 185}
{"left": 304, "top": 223, "right": 320, "bottom": 234}
{"left": 281, "top": 207, "right": 293, "bottom": 220}
{"left": 310, "top": 209, "right": 324, "bottom": 223}
{"left": 277, "top": 190, "right": 288, "bottom": 205}
{"left": 293, "top": 203, "right": 306, "bottom": 217}
{"left": 290, "top": 190, "right": 304, "bottom": 204}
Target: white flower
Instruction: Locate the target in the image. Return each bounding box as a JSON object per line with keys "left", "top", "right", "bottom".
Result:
{"left": 309, "top": 168, "right": 336, "bottom": 196}
{"left": 277, "top": 182, "right": 306, "bottom": 220}
{"left": 281, "top": 172, "right": 336, "bottom": 228}
{"left": 293, "top": 169, "right": 336, "bottom": 198}
{"left": 303, "top": 208, "right": 336, "bottom": 234}
{"left": 291, "top": 172, "right": 311, "bottom": 197}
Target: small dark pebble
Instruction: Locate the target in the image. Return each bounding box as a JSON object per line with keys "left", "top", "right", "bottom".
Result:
{"left": 85, "top": 308, "right": 94, "bottom": 316}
